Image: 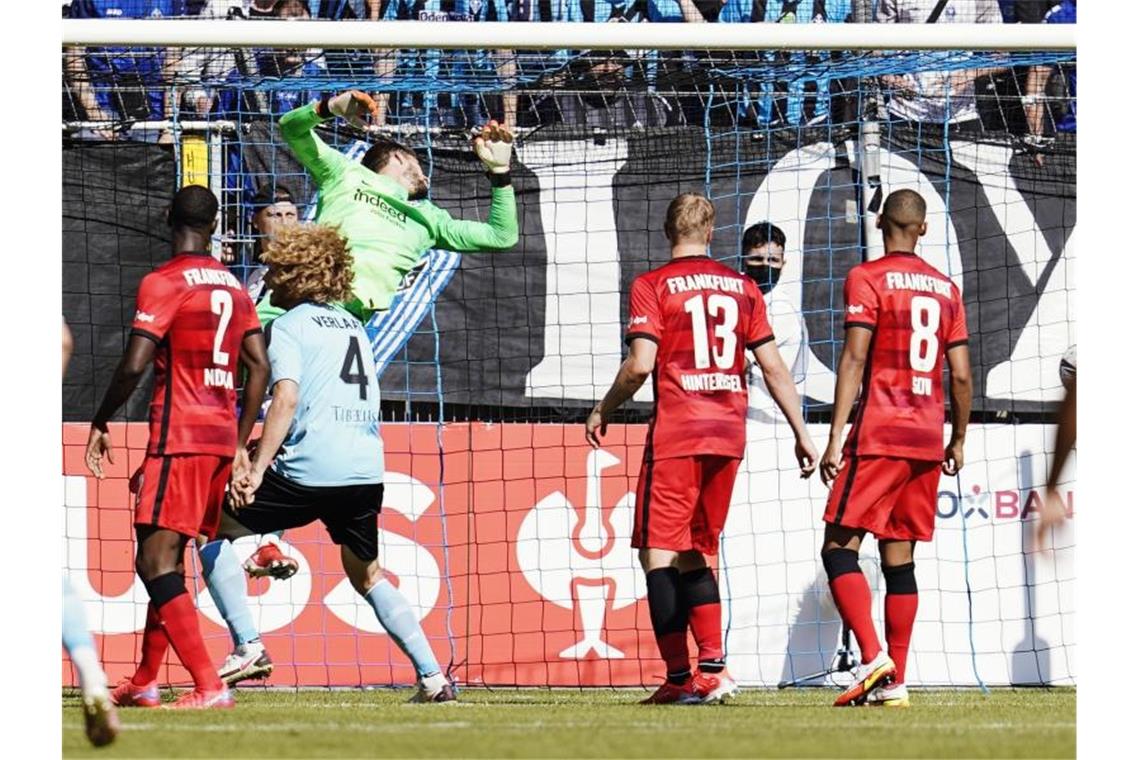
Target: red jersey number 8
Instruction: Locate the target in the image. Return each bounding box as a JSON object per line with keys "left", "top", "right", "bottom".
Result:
{"left": 909, "top": 295, "right": 940, "bottom": 373}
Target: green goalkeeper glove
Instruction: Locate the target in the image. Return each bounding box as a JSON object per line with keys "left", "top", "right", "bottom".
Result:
{"left": 472, "top": 121, "right": 514, "bottom": 175}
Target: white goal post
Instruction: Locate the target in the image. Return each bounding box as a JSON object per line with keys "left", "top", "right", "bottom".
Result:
{"left": 62, "top": 19, "right": 1075, "bottom": 52}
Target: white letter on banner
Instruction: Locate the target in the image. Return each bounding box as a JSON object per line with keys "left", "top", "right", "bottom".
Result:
{"left": 518, "top": 139, "right": 650, "bottom": 402}
{"left": 64, "top": 475, "right": 149, "bottom": 634}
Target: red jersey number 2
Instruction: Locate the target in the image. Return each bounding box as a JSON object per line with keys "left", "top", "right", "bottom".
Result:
{"left": 210, "top": 289, "right": 234, "bottom": 367}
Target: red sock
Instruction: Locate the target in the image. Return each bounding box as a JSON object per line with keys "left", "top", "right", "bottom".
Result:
{"left": 680, "top": 568, "right": 724, "bottom": 669}
{"left": 157, "top": 593, "right": 224, "bottom": 691}
{"left": 655, "top": 631, "right": 692, "bottom": 680}
{"left": 688, "top": 603, "right": 723, "bottom": 665}
{"left": 829, "top": 572, "right": 882, "bottom": 663}
{"left": 885, "top": 593, "right": 918, "bottom": 684}
{"left": 132, "top": 603, "right": 169, "bottom": 686}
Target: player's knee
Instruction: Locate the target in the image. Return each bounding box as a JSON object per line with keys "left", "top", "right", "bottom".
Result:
{"left": 135, "top": 548, "right": 177, "bottom": 581}
{"left": 350, "top": 564, "right": 382, "bottom": 596}
{"left": 882, "top": 562, "right": 918, "bottom": 595}
{"left": 821, "top": 547, "right": 861, "bottom": 581}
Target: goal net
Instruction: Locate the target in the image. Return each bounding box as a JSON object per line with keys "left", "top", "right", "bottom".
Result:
{"left": 62, "top": 19, "right": 1076, "bottom": 689}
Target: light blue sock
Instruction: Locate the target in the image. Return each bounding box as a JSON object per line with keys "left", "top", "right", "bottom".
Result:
{"left": 365, "top": 580, "right": 441, "bottom": 678}
{"left": 199, "top": 539, "right": 260, "bottom": 648}
{"left": 63, "top": 578, "right": 106, "bottom": 693}
{"left": 62, "top": 577, "right": 96, "bottom": 655}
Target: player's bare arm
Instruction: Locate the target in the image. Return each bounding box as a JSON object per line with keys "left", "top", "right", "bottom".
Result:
{"left": 751, "top": 341, "right": 818, "bottom": 478}
{"left": 586, "top": 338, "right": 658, "bottom": 449}
{"left": 943, "top": 344, "right": 972, "bottom": 476}
{"left": 822, "top": 325, "right": 873, "bottom": 485}
{"left": 62, "top": 320, "right": 74, "bottom": 379}
{"left": 1038, "top": 373, "right": 1075, "bottom": 548}
{"left": 233, "top": 331, "right": 270, "bottom": 489}
{"left": 233, "top": 379, "right": 300, "bottom": 509}
{"left": 85, "top": 335, "right": 157, "bottom": 479}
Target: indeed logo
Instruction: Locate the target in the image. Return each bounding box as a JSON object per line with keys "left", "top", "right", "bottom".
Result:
{"left": 353, "top": 188, "right": 408, "bottom": 223}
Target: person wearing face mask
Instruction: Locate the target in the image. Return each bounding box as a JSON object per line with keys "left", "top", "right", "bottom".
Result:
{"left": 741, "top": 221, "right": 809, "bottom": 423}
{"left": 741, "top": 221, "right": 786, "bottom": 295}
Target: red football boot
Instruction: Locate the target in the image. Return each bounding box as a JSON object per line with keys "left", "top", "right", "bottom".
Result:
{"left": 689, "top": 670, "right": 739, "bottom": 704}
{"left": 243, "top": 542, "right": 298, "bottom": 580}
{"left": 640, "top": 678, "right": 696, "bottom": 705}
{"left": 109, "top": 678, "right": 161, "bottom": 708}
{"left": 166, "top": 687, "right": 235, "bottom": 710}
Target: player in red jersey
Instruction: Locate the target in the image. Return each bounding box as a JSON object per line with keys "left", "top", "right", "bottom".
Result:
{"left": 820, "top": 189, "right": 972, "bottom": 708}
{"left": 85, "top": 186, "right": 270, "bottom": 710}
{"left": 587, "top": 194, "right": 818, "bottom": 705}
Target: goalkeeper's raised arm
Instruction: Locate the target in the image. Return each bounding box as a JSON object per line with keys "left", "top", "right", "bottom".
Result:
{"left": 276, "top": 90, "right": 519, "bottom": 321}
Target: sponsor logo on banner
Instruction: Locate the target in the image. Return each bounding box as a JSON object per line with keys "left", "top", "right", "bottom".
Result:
{"left": 938, "top": 484, "right": 1075, "bottom": 522}
{"left": 516, "top": 449, "right": 644, "bottom": 659}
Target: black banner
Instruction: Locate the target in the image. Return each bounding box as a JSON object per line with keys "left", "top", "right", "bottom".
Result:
{"left": 62, "top": 126, "right": 1074, "bottom": 421}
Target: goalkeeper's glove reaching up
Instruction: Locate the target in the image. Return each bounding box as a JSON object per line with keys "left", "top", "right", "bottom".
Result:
{"left": 473, "top": 120, "right": 514, "bottom": 175}
{"left": 318, "top": 90, "right": 379, "bottom": 128}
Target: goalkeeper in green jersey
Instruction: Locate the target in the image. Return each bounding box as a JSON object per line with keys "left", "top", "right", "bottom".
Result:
{"left": 260, "top": 89, "right": 519, "bottom": 326}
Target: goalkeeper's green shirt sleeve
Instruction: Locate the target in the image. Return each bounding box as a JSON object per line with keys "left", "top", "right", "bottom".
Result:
{"left": 278, "top": 102, "right": 351, "bottom": 188}
{"left": 428, "top": 185, "right": 519, "bottom": 252}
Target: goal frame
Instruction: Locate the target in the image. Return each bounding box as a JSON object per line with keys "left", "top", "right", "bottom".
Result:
{"left": 62, "top": 19, "right": 1076, "bottom": 52}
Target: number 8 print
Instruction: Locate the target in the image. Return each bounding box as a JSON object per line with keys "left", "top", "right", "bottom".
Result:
{"left": 909, "top": 295, "right": 940, "bottom": 373}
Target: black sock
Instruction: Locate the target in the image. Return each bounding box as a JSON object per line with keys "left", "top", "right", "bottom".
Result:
{"left": 646, "top": 568, "right": 690, "bottom": 683}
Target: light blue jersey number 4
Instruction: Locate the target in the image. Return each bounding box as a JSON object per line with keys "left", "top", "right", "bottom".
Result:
{"left": 267, "top": 301, "right": 384, "bottom": 487}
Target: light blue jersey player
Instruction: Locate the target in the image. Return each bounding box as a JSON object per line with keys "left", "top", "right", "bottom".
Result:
{"left": 63, "top": 320, "right": 119, "bottom": 745}
{"left": 197, "top": 224, "right": 455, "bottom": 702}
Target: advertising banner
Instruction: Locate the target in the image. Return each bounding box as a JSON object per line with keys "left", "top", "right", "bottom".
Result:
{"left": 63, "top": 421, "right": 1074, "bottom": 687}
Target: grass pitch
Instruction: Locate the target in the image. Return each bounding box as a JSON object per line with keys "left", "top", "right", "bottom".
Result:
{"left": 63, "top": 687, "right": 1074, "bottom": 759}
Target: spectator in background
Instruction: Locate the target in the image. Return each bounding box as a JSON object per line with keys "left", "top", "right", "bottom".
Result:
{"left": 368, "top": 0, "right": 518, "bottom": 130}
{"left": 242, "top": 184, "right": 299, "bottom": 295}
{"left": 211, "top": 0, "right": 326, "bottom": 119}
{"left": 1024, "top": 0, "right": 1075, "bottom": 157}
{"left": 755, "top": 1, "right": 852, "bottom": 128}
{"left": 741, "top": 221, "right": 786, "bottom": 296}
{"left": 211, "top": 0, "right": 322, "bottom": 262}
{"left": 201, "top": 0, "right": 278, "bottom": 16}
{"left": 66, "top": 1, "right": 181, "bottom": 140}
{"left": 740, "top": 221, "right": 810, "bottom": 424}
{"left": 875, "top": 0, "right": 1004, "bottom": 131}
{"left": 521, "top": 2, "right": 671, "bottom": 130}
{"left": 998, "top": 0, "right": 1053, "bottom": 23}
{"left": 183, "top": 1, "right": 299, "bottom": 115}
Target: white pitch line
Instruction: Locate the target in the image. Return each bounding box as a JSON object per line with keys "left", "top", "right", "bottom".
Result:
{"left": 117, "top": 719, "right": 1073, "bottom": 734}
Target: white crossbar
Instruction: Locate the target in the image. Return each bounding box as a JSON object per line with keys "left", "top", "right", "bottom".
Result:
{"left": 62, "top": 20, "right": 1076, "bottom": 52}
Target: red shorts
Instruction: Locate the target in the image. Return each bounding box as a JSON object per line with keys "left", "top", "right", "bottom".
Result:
{"left": 632, "top": 455, "right": 741, "bottom": 555}
{"left": 823, "top": 456, "right": 942, "bottom": 541}
{"left": 134, "top": 454, "right": 231, "bottom": 540}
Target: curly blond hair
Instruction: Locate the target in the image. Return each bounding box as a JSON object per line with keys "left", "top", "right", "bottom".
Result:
{"left": 263, "top": 224, "right": 354, "bottom": 305}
